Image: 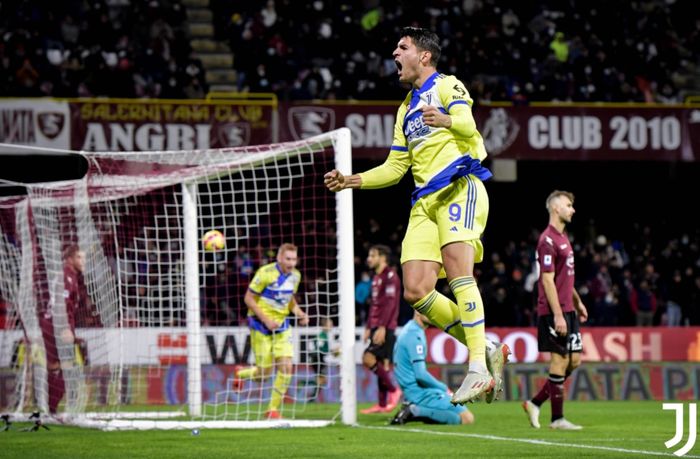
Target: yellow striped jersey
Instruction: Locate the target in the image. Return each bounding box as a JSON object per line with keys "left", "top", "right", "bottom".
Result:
{"left": 247, "top": 262, "right": 301, "bottom": 323}
{"left": 359, "top": 72, "right": 487, "bottom": 190}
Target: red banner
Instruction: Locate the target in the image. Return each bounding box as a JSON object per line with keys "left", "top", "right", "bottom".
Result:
{"left": 69, "top": 100, "right": 275, "bottom": 151}
{"left": 424, "top": 327, "right": 700, "bottom": 363}
{"left": 3, "top": 99, "right": 697, "bottom": 159}
{"left": 279, "top": 102, "right": 700, "bottom": 161}
{"left": 279, "top": 102, "right": 396, "bottom": 158}
{"left": 476, "top": 105, "right": 698, "bottom": 161}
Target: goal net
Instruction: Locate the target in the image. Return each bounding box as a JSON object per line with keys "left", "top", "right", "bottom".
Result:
{"left": 0, "top": 128, "right": 356, "bottom": 430}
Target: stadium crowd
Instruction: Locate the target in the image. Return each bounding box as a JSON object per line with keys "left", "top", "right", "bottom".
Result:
{"left": 182, "top": 213, "right": 700, "bottom": 329}
{"left": 214, "top": 0, "right": 699, "bottom": 102}
{"left": 2, "top": 0, "right": 697, "bottom": 102}
{"left": 0, "top": 0, "right": 207, "bottom": 98}
{"left": 1, "top": 1, "right": 699, "bottom": 329}
{"left": 353, "top": 218, "right": 700, "bottom": 329}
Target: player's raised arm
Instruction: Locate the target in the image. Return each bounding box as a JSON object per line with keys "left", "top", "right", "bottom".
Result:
{"left": 324, "top": 104, "right": 410, "bottom": 192}
{"left": 323, "top": 169, "right": 362, "bottom": 192}
{"left": 438, "top": 77, "right": 478, "bottom": 138}
{"left": 420, "top": 105, "right": 452, "bottom": 129}
{"left": 324, "top": 152, "right": 409, "bottom": 192}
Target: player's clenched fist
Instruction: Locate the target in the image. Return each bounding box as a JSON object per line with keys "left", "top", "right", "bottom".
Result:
{"left": 420, "top": 105, "right": 452, "bottom": 128}
{"left": 324, "top": 169, "right": 346, "bottom": 192}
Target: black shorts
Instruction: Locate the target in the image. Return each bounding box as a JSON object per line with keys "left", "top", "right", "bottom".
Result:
{"left": 537, "top": 311, "right": 582, "bottom": 356}
{"left": 308, "top": 352, "right": 327, "bottom": 375}
{"left": 364, "top": 328, "right": 396, "bottom": 363}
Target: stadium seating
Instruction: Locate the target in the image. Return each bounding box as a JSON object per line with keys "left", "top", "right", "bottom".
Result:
{"left": 2, "top": 1, "right": 698, "bottom": 328}
{"left": 2, "top": 1, "right": 699, "bottom": 101}
{"left": 0, "top": 0, "right": 206, "bottom": 98}
{"left": 212, "top": 0, "right": 700, "bottom": 102}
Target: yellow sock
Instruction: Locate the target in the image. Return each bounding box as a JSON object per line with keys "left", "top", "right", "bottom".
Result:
{"left": 412, "top": 290, "right": 467, "bottom": 346}
{"left": 238, "top": 367, "right": 259, "bottom": 380}
{"left": 268, "top": 372, "right": 292, "bottom": 412}
{"left": 449, "top": 276, "right": 486, "bottom": 367}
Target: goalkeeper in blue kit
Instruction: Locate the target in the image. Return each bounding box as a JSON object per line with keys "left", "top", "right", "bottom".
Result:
{"left": 325, "top": 26, "right": 508, "bottom": 404}
{"left": 391, "top": 311, "right": 474, "bottom": 425}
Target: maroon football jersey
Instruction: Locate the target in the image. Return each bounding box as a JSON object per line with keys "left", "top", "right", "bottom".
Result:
{"left": 62, "top": 264, "right": 84, "bottom": 330}
{"left": 39, "top": 264, "right": 81, "bottom": 366}
{"left": 536, "top": 224, "right": 575, "bottom": 316}
{"left": 367, "top": 266, "right": 400, "bottom": 330}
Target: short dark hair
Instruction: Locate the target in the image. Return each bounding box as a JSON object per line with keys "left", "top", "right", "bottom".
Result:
{"left": 400, "top": 27, "right": 441, "bottom": 66}
{"left": 370, "top": 244, "right": 391, "bottom": 259}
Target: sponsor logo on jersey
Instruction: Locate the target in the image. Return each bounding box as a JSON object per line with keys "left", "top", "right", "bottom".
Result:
{"left": 404, "top": 110, "right": 430, "bottom": 142}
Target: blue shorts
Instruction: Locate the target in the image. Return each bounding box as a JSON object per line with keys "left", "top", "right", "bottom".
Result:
{"left": 411, "top": 388, "right": 466, "bottom": 415}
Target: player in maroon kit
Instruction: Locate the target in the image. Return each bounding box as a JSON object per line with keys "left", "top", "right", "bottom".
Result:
{"left": 39, "top": 244, "right": 90, "bottom": 414}
{"left": 360, "top": 244, "right": 403, "bottom": 414}
{"left": 523, "top": 191, "right": 588, "bottom": 430}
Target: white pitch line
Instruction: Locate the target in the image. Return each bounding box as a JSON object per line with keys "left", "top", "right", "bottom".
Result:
{"left": 358, "top": 425, "right": 700, "bottom": 458}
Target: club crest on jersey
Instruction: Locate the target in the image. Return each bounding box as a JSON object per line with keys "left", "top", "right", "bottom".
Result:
{"left": 566, "top": 252, "right": 575, "bottom": 268}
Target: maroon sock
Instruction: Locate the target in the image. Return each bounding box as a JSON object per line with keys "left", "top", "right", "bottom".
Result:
{"left": 531, "top": 381, "right": 550, "bottom": 406}
{"left": 48, "top": 369, "right": 65, "bottom": 414}
{"left": 377, "top": 378, "right": 388, "bottom": 407}
{"left": 548, "top": 374, "right": 566, "bottom": 421}
{"left": 532, "top": 374, "right": 565, "bottom": 407}
{"left": 373, "top": 364, "right": 396, "bottom": 393}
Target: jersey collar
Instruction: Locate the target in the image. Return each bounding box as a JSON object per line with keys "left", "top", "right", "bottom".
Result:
{"left": 547, "top": 224, "right": 566, "bottom": 236}
{"left": 409, "top": 71, "right": 440, "bottom": 111}
{"left": 275, "top": 263, "right": 291, "bottom": 284}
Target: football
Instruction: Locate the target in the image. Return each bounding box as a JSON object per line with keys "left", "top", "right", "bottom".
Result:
{"left": 202, "top": 229, "right": 225, "bottom": 252}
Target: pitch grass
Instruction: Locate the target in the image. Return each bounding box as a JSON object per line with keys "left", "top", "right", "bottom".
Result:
{"left": 2, "top": 401, "right": 694, "bottom": 458}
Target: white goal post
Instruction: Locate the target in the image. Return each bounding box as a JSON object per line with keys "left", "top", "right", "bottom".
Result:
{"left": 0, "top": 128, "right": 356, "bottom": 429}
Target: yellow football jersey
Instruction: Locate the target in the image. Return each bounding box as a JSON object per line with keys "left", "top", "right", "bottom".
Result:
{"left": 247, "top": 262, "right": 301, "bottom": 323}
{"left": 359, "top": 72, "right": 487, "bottom": 190}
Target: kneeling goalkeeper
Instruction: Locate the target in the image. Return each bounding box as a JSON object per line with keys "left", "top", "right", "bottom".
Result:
{"left": 391, "top": 311, "right": 474, "bottom": 425}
